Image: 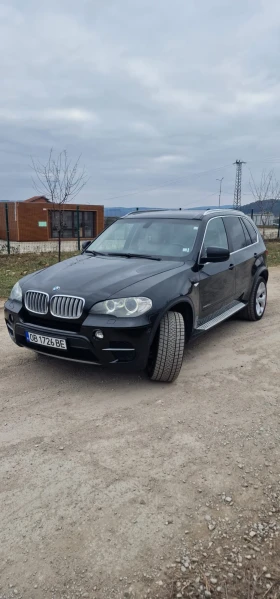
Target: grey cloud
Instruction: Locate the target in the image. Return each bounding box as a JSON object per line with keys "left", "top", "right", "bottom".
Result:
{"left": 1, "top": 0, "right": 280, "bottom": 207}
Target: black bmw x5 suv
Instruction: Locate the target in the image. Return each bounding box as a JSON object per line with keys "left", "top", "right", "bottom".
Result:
{"left": 4, "top": 209, "right": 268, "bottom": 382}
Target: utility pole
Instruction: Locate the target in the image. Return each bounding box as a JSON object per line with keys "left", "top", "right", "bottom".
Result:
{"left": 233, "top": 159, "right": 246, "bottom": 210}
{"left": 5, "top": 202, "right": 10, "bottom": 255}
{"left": 76, "top": 205, "right": 80, "bottom": 251}
{"left": 216, "top": 177, "right": 224, "bottom": 208}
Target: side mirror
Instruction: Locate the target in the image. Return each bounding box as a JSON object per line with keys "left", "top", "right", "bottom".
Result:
{"left": 201, "top": 246, "right": 230, "bottom": 263}
{"left": 81, "top": 240, "right": 91, "bottom": 253}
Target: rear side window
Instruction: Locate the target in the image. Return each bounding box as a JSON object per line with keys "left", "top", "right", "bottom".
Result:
{"left": 224, "top": 216, "right": 247, "bottom": 251}
{"left": 242, "top": 218, "right": 258, "bottom": 244}
{"left": 203, "top": 217, "right": 229, "bottom": 250}
{"left": 240, "top": 218, "right": 252, "bottom": 246}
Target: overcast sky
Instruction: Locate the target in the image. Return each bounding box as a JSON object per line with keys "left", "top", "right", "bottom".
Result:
{"left": 1, "top": 0, "right": 280, "bottom": 209}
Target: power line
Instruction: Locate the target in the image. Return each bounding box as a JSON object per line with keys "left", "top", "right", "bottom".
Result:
{"left": 246, "top": 158, "right": 280, "bottom": 165}
{"left": 101, "top": 163, "right": 233, "bottom": 203}
{"left": 2, "top": 146, "right": 280, "bottom": 207}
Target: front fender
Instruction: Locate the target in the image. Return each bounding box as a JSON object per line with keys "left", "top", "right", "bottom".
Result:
{"left": 148, "top": 296, "right": 195, "bottom": 346}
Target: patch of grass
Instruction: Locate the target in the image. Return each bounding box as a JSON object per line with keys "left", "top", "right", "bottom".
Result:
{"left": 0, "top": 252, "right": 78, "bottom": 298}
{"left": 0, "top": 242, "right": 280, "bottom": 299}
{"left": 266, "top": 239, "right": 280, "bottom": 266}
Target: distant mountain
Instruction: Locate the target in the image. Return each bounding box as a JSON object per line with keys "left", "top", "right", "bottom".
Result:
{"left": 240, "top": 199, "right": 280, "bottom": 217}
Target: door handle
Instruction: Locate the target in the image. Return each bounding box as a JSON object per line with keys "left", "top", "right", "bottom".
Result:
{"left": 229, "top": 263, "right": 235, "bottom": 270}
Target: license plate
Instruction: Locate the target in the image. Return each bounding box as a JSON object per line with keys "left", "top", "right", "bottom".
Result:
{"left": 25, "top": 331, "right": 67, "bottom": 350}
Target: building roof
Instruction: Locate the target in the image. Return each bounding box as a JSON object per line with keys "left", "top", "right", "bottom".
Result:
{"left": 24, "top": 195, "right": 50, "bottom": 203}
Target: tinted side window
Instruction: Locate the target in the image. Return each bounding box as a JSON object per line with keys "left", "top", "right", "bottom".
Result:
{"left": 240, "top": 218, "right": 252, "bottom": 246}
{"left": 203, "top": 218, "right": 229, "bottom": 251}
{"left": 225, "top": 216, "right": 247, "bottom": 251}
{"left": 242, "top": 218, "right": 258, "bottom": 243}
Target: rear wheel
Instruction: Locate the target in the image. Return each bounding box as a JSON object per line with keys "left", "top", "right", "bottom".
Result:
{"left": 240, "top": 276, "right": 267, "bottom": 321}
{"left": 148, "top": 311, "right": 185, "bottom": 382}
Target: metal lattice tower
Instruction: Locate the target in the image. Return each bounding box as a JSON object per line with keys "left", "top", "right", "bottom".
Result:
{"left": 233, "top": 160, "right": 246, "bottom": 209}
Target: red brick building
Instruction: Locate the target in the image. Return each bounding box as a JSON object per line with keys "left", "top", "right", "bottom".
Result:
{"left": 0, "top": 197, "right": 104, "bottom": 242}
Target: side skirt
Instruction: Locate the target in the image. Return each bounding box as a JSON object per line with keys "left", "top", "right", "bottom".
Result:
{"left": 195, "top": 300, "right": 245, "bottom": 332}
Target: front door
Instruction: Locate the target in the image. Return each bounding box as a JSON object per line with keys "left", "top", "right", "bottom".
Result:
{"left": 199, "top": 217, "right": 235, "bottom": 319}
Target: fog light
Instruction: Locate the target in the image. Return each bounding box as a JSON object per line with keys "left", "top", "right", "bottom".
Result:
{"left": 9, "top": 314, "right": 14, "bottom": 323}
{"left": 94, "top": 330, "right": 104, "bottom": 339}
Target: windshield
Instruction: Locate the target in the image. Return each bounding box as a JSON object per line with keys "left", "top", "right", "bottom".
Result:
{"left": 87, "top": 218, "right": 200, "bottom": 259}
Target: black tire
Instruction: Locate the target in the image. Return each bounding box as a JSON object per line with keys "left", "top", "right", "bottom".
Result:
{"left": 240, "top": 276, "right": 267, "bottom": 321}
{"left": 148, "top": 311, "right": 185, "bottom": 382}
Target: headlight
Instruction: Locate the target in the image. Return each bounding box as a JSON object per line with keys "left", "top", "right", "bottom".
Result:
{"left": 90, "top": 297, "right": 152, "bottom": 317}
{"left": 9, "top": 282, "right": 22, "bottom": 302}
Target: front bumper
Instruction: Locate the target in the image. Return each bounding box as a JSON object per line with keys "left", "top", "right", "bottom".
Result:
{"left": 4, "top": 300, "right": 153, "bottom": 371}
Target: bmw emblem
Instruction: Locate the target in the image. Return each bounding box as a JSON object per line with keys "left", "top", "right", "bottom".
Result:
{"left": 53, "top": 286, "right": 60, "bottom": 291}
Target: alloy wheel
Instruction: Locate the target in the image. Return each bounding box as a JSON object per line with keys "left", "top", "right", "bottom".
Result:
{"left": 256, "top": 281, "right": 267, "bottom": 317}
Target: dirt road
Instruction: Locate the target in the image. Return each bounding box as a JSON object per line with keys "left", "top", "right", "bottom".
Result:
{"left": 1, "top": 269, "right": 280, "bottom": 599}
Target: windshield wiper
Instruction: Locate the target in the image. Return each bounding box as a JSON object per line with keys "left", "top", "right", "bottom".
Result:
{"left": 85, "top": 250, "right": 107, "bottom": 256}
{"left": 104, "top": 252, "right": 162, "bottom": 261}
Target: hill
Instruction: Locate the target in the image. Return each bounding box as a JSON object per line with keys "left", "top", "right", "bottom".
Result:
{"left": 241, "top": 199, "right": 280, "bottom": 216}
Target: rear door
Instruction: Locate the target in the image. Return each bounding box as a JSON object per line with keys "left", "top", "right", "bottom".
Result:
{"left": 223, "top": 216, "right": 256, "bottom": 299}
{"left": 199, "top": 217, "right": 235, "bottom": 318}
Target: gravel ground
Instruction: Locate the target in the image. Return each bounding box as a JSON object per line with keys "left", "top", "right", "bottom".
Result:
{"left": 0, "top": 268, "right": 280, "bottom": 599}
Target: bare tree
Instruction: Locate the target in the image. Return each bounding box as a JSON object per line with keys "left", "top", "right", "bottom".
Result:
{"left": 31, "top": 149, "right": 87, "bottom": 261}
{"left": 249, "top": 169, "right": 280, "bottom": 237}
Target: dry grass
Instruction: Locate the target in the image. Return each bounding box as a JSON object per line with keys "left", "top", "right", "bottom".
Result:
{"left": 0, "top": 252, "right": 78, "bottom": 298}
{"left": 0, "top": 242, "right": 280, "bottom": 298}
{"left": 266, "top": 240, "right": 280, "bottom": 266}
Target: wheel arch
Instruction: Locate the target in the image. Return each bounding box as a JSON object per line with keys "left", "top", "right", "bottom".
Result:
{"left": 150, "top": 298, "right": 194, "bottom": 346}
{"left": 239, "top": 266, "right": 268, "bottom": 321}
{"left": 254, "top": 265, "right": 269, "bottom": 284}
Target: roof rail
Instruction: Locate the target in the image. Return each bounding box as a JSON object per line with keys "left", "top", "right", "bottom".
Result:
{"left": 203, "top": 208, "right": 223, "bottom": 215}
{"left": 203, "top": 208, "right": 243, "bottom": 216}
{"left": 123, "top": 208, "right": 167, "bottom": 217}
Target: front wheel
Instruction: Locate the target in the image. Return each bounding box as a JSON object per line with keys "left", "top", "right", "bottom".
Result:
{"left": 240, "top": 276, "right": 267, "bottom": 321}
{"left": 148, "top": 311, "right": 185, "bottom": 383}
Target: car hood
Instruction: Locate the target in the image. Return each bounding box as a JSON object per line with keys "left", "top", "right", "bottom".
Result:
{"left": 21, "top": 254, "right": 184, "bottom": 306}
